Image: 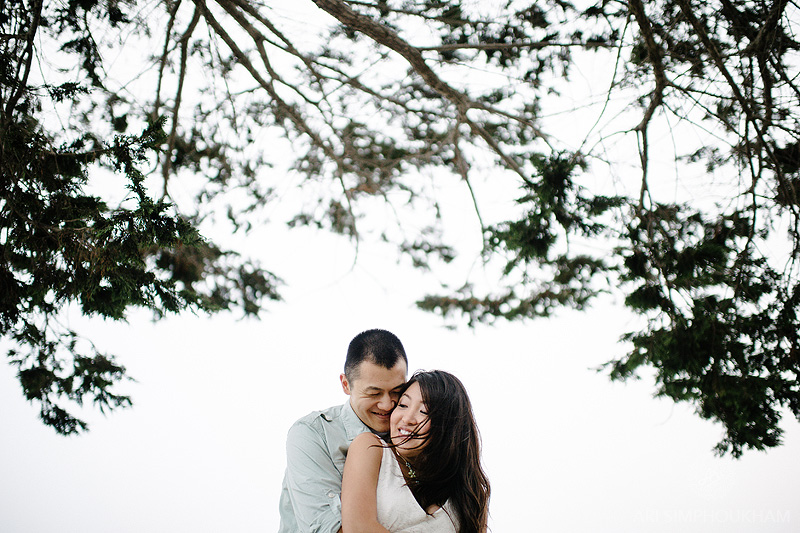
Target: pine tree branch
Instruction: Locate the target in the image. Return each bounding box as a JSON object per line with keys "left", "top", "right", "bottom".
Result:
{"left": 675, "top": 0, "right": 773, "bottom": 169}
{"left": 311, "top": 0, "right": 548, "bottom": 185}
{"left": 4, "top": 0, "right": 43, "bottom": 120}
{"left": 196, "top": 0, "right": 363, "bottom": 241}
{"left": 311, "top": 0, "right": 468, "bottom": 109}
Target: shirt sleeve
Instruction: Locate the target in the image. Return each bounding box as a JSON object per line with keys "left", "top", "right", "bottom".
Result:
{"left": 283, "top": 419, "right": 344, "bottom": 533}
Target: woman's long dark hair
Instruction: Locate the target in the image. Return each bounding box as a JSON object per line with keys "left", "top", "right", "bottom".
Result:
{"left": 397, "top": 370, "right": 490, "bottom": 533}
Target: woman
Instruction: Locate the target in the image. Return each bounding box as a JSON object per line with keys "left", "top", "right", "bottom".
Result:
{"left": 341, "top": 370, "right": 490, "bottom": 533}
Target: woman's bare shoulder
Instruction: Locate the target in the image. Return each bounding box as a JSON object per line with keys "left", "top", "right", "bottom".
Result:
{"left": 344, "top": 432, "right": 384, "bottom": 480}
{"left": 349, "top": 431, "right": 384, "bottom": 452}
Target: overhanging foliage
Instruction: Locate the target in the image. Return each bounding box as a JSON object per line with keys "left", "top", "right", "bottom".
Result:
{"left": 2, "top": 0, "right": 798, "bottom": 455}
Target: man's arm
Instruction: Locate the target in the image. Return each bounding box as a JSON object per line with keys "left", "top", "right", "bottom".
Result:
{"left": 283, "top": 421, "right": 346, "bottom": 533}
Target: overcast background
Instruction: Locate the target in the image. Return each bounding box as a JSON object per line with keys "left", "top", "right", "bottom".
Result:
{"left": 2, "top": 2, "right": 800, "bottom": 532}
{"left": 1, "top": 218, "right": 799, "bottom": 532}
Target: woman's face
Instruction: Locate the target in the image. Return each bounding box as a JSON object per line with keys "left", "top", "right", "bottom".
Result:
{"left": 390, "top": 381, "right": 430, "bottom": 458}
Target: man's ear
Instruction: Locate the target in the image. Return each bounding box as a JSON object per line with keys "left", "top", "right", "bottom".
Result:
{"left": 340, "top": 373, "right": 351, "bottom": 395}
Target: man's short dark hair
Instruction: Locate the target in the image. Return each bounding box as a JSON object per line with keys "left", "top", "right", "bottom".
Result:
{"left": 344, "top": 329, "right": 407, "bottom": 381}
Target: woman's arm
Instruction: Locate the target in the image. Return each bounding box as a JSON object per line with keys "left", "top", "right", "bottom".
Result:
{"left": 341, "top": 432, "right": 391, "bottom": 533}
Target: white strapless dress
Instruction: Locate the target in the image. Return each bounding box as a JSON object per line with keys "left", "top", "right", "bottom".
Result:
{"left": 375, "top": 446, "right": 457, "bottom": 533}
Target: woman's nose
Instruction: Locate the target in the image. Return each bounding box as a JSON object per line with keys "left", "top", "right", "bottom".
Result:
{"left": 403, "top": 411, "right": 420, "bottom": 425}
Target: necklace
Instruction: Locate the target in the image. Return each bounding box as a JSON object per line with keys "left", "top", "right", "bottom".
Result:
{"left": 401, "top": 456, "right": 416, "bottom": 479}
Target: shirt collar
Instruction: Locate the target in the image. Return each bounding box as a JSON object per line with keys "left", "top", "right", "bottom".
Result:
{"left": 341, "top": 399, "right": 371, "bottom": 441}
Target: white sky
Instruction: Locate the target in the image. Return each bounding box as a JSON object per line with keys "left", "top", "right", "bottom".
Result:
{"left": 3, "top": 2, "right": 799, "bottom": 532}
{"left": 1, "top": 221, "right": 798, "bottom": 532}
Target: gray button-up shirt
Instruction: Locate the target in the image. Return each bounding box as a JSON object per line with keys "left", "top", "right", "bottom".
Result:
{"left": 278, "top": 401, "right": 370, "bottom": 533}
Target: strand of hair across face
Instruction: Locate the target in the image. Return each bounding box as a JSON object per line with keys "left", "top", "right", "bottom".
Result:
{"left": 391, "top": 371, "right": 491, "bottom": 533}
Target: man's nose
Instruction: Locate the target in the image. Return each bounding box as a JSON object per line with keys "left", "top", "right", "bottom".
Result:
{"left": 377, "top": 394, "right": 395, "bottom": 411}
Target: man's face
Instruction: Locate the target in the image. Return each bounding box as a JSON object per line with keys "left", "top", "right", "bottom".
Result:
{"left": 340, "top": 359, "right": 407, "bottom": 433}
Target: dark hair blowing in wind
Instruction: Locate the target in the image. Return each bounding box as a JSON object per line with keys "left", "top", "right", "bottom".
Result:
{"left": 401, "top": 370, "right": 490, "bottom": 533}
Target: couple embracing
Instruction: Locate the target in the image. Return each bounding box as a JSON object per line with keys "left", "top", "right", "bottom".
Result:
{"left": 278, "top": 329, "right": 490, "bottom": 533}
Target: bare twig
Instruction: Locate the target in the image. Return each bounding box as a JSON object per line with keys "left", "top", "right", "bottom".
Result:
{"left": 628, "top": 0, "right": 669, "bottom": 134}
{"left": 451, "top": 124, "right": 486, "bottom": 236}
{"left": 161, "top": 5, "right": 201, "bottom": 198}
{"left": 152, "top": 0, "right": 183, "bottom": 120}
{"left": 417, "top": 40, "right": 615, "bottom": 52}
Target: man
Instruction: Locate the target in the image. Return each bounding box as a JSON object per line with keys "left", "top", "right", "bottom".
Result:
{"left": 278, "top": 329, "right": 408, "bottom": 533}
